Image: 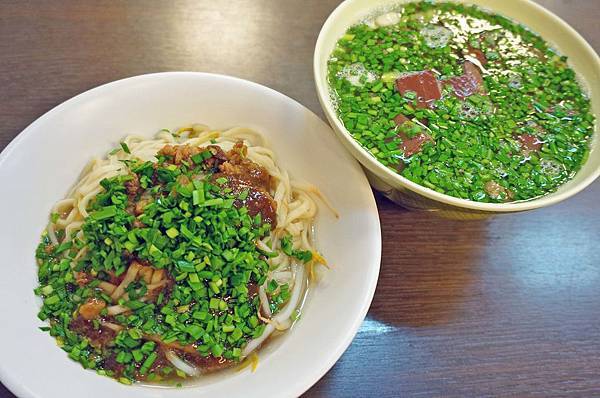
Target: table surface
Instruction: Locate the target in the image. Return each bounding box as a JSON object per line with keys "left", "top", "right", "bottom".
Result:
{"left": 1, "top": 1, "right": 599, "bottom": 397}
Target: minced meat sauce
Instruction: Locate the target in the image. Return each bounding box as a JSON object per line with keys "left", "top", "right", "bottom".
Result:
{"left": 159, "top": 142, "right": 277, "bottom": 228}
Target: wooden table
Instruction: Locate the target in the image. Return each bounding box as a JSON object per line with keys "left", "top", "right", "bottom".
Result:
{"left": 1, "top": 1, "right": 599, "bottom": 396}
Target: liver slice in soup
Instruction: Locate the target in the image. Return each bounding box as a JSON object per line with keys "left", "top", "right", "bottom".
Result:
{"left": 444, "top": 61, "right": 486, "bottom": 99}
{"left": 392, "top": 113, "right": 433, "bottom": 158}
{"left": 395, "top": 70, "right": 442, "bottom": 108}
{"left": 515, "top": 133, "right": 543, "bottom": 155}
{"left": 467, "top": 46, "right": 488, "bottom": 65}
{"left": 398, "top": 132, "right": 433, "bottom": 157}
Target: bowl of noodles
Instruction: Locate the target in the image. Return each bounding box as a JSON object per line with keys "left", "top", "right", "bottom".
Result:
{"left": 0, "top": 72, "right": 380, "bottom": 397}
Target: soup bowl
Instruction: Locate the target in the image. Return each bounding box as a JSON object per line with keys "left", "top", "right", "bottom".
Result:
{"left": 314, "top": 0, "right": 600, "bottom": 219}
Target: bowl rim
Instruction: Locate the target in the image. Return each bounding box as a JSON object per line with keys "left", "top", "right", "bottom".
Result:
{"left": 0, "top": 71, "right": 382, "bottom": 398}
{"left": 314, "top": 0, "right": 600, "bottom": 212}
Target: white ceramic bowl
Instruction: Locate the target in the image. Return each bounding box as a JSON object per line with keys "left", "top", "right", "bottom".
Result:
{"left": 0, "top": 73, "right": 381, "bottom": 398}
{"left": 314, "top": 0, "right": 600, "bottom": 218}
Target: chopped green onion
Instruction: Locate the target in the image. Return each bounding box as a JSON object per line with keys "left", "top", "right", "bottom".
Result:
{"left": 120, "top": 142, "right": 131, "bottom": 154}
{"left": 90, "top": 206, "right": 117, "bottom": 221}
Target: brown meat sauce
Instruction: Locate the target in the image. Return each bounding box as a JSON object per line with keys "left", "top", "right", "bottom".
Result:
{"left": 213, "top": 142, "right": 277, "bottom": 227}
{"left": 103, "top": 353, "right": 126, "bottom": 378}
{"left": 104, "top": 342, "right": 231, "bottom": 381}
{"left": 159, "top": 141, "right": 277, "bottom": 228}
{"left": 69, "top": 316, "right": 116, "bottom": 349}
{"left": 158, "top": 144, "right": 228, "bottom": 169}
{"left": 182, "top": 350, "right": 232, "bottom": 373}
{"left": 144, "top": 335, "right": 234, "bottom": 376}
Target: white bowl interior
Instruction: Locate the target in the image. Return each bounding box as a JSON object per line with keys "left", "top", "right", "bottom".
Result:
{"left": 314, "top": 0, "right": 600, "bottom": 212}
{"left": 0, "top": 73, "right": 381, "bottom": 398}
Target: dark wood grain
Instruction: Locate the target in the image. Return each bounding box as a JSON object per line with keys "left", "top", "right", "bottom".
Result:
{"left": 1, "top": 1, "right": 599, "bottom": 397}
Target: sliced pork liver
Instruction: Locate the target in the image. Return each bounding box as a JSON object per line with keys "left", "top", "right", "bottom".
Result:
{"left": 444, "top": 61, "right": 486, "bottom": 99}
{"left": 398, "top": 131, "right": 434, "bottom": 157}
{"left": 392, "top": 113, "right": 433, "bottom": 157}
{"left": 515, "top": 133, "right": 543, "bottom": 155}
{"left": 393, "top": 113, "right": 411, "bottom": 126}
{"left": 395, "top": 70, "right": 441, "bottom": 108}
{"left": 467, "top": 46, "right": 488, "bottom": 65}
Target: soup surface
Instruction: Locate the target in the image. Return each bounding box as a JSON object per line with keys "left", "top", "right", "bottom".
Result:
{"left": 328, "top": 1, "right": 594, "bottom": 202}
